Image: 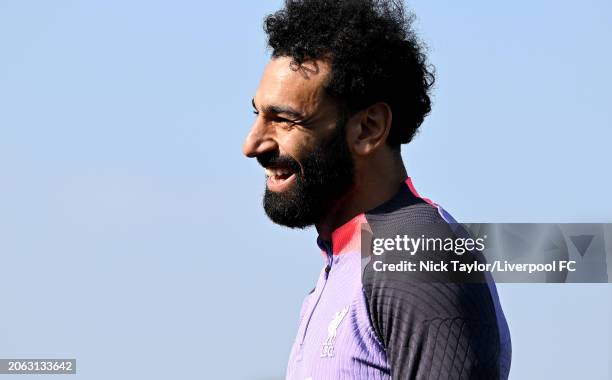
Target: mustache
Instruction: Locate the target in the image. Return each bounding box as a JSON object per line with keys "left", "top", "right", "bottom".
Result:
{"left": 256, "top": 151, "right": 301, "bottom": 172}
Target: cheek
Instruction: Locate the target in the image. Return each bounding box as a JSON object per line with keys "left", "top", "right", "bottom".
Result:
{"left": 277, "top": 131, "right": 317, "bottom": 164}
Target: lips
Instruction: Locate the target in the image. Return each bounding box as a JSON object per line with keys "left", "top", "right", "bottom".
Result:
{"left": 265, "top": 165, "right": 297, "bottom": 192}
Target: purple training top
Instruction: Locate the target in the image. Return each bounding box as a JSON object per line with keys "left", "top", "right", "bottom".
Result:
{"left": 286, "top": 178, "right": 511, "bottom": 380}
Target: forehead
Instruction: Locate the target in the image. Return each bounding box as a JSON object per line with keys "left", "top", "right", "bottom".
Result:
{"left": 254, "top": 56, "right": 332, "bottom": 112}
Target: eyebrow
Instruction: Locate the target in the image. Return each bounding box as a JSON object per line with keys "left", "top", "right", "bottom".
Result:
{"left": 252, "top": 98, "right": 305, "bottom": 120}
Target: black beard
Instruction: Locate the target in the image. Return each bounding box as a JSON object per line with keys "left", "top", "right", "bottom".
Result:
{"left": 260, "top": 121, "right": 354, "bottom": 228}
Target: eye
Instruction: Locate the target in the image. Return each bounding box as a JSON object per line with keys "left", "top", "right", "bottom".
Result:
{"left": 272, "top": 117, "right": 298, "bottom": 130}
{"left": 272, "top": 116, "right": 291, "bottom": 123}
{"left": 252, "top": 110, "right": 259, "bottom": 115}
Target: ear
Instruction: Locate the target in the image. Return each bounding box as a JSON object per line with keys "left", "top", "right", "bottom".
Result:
{"left": 346, "top": 102, "right": 392, "bottom": 156}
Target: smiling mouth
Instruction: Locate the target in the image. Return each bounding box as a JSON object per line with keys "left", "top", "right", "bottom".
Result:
{"left": 265, "top": 166, "right": 297, "bottom": 192}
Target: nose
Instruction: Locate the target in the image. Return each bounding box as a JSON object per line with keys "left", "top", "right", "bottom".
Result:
{"left": 242, "top": 118, "right": 278, "bottom": 158}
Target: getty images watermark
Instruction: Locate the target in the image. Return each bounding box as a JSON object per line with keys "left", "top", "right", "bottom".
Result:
{"left": 362, "top": 223, "right": 612, "bottom": 283}
{"left": 371, "top": 233, "right": 576, "bottom": 274}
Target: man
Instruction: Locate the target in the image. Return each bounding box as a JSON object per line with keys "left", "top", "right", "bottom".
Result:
{"left": 243, "top": 1, "right": 511, "bottom": 379}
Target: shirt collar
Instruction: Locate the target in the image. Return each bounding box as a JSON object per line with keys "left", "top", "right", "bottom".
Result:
{"left": 317, "top": 176, "right": 429, "bottom": 257}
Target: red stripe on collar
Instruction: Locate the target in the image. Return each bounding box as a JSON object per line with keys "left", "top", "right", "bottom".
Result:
{"left": 405, "top": 176, "right": 435, "bottom": 206}
{"left": 329, "top": 213, "right": 368, "bottom": 256}
{"left": 323, "top": 177, "right": 429, "bottom": 256}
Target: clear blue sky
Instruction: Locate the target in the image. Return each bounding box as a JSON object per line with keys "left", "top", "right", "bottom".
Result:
{"left": 0, "top": 1, "right": 610, "bottom": 379}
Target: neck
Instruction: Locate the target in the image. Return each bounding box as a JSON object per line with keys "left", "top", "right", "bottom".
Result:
{"left": 316, "top": 153, "right": 407, "bottom": 241}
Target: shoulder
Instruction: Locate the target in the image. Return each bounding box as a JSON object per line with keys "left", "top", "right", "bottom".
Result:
{"left": 360, "top": 190, "right": 504, "bottom": 378}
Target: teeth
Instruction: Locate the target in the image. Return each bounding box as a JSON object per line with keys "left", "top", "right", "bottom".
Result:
{"left": 265, "top": 168, "right": 293, "bottom": 177}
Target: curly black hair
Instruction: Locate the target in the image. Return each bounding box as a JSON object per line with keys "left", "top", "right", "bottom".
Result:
{"left": 264, "top": 0, "right": 434, "bottom": 147}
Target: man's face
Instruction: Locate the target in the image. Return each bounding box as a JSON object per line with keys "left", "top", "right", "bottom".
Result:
{"left": 242, "top": 57, "right": 354, "bottom": 228}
